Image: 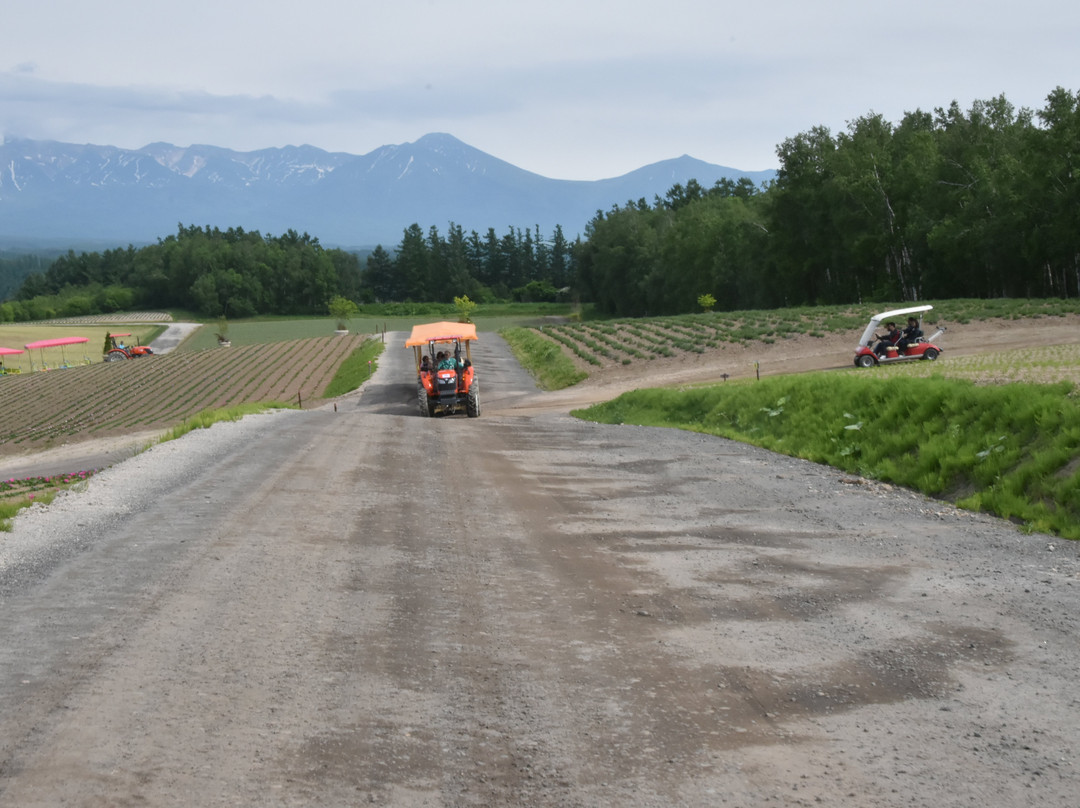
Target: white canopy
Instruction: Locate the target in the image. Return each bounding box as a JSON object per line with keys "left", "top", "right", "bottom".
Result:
{"left": 857, "top": 305, "right": 933, "bottom": 349}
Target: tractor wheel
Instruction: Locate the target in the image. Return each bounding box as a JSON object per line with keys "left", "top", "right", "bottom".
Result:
{"left": 466, "top": 383, "right": 480, "bottom": 418}
{"left": 855, "top": 354, "right": 876, "bottom": 368}
{"left": 417, "top": 383, "right": 432, "bottom": 417}
{"left": 104, "top": 349, "right": 128, "bottom": 363}
{"left": 922, "top": 348, "right": 939, "bottom": 361}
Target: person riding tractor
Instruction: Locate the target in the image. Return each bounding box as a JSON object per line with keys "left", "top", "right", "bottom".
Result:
{"left": 407, "top": 322, "right": 480, "bottom": 418}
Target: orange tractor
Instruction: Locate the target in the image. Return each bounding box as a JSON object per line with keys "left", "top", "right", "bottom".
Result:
{"left": 104, "top": 332, "right": 155, "bottom": 362}
{"left": 407, "top": 322, "right": 480, "bottom": 417}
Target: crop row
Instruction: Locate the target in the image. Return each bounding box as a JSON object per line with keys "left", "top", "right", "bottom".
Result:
{"left": 38, "top": 312, "right": 173, "bottom": 325}
{"left": 536, "top": 315, "right": 799, "bottom": 368}
{"left": 0, "top": 335, "right": 367, "bottom": 452}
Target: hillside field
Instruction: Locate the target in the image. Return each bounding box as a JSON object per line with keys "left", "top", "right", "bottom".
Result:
{"left": 0, "top": 334, "right": 368, "bottom": 455}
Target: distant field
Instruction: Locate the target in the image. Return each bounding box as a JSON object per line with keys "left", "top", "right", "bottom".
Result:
{"left": 179, "top": 312, "right": 567, "bottom": 351}
{"left": 0, "top": 335, "right": 367, "bottom": 454}
{"left": 0, "top": 324, "right": 162, "bottom": 373}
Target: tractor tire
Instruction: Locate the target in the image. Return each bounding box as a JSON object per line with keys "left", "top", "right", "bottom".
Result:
{"left": 466, "top": 383, "right": 480, "bottom": 418}
{"left": 855, "top": 354, "right": 876, "bottom": 368}
{"left": 922, "top": 348, "right": 939, "bottom": 361}
{"left": 417, "top": 383, "right": 432, "bottom": 417}
{"left": 104, "top": 349, "right": 128, "bottom": 363}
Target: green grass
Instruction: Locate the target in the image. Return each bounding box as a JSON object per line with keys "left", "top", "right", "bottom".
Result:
{"left": 0, "top": 490, "right": 57, "bottom": 531}
{"left": 500, "top": 326, "right": 588, "bottom": 390}
{"left": 322, "top": 338, "right": 386, "bottom": 398}
{"left": 159, "top": 402, "right": 297, "bottom": 443}
{"left": 574, "top": 374, "right": 1080, "bottom": 540}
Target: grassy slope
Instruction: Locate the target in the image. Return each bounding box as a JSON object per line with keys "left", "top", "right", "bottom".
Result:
{"left": 575, "top": 374, "right": 1080, "bottom": 539}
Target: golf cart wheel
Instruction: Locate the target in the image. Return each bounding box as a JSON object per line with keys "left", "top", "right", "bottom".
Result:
{"left": 104, "top": 349, "right": 128, "bottom": 363}
{"left": 855, "top": 354, "right": 876, "bottom": 368}
{"left": 466, "top": 383, "right": 480, "bottom": 418}
{"left": 417, "top": 383, "right": 431, "bottom": 417}
{"left": 922, "top": 348, "right": 939, "bottom": 361}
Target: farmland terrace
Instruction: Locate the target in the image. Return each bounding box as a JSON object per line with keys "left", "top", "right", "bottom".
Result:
{"left": 0, "top": 335, "right": 366, "bottom": 456}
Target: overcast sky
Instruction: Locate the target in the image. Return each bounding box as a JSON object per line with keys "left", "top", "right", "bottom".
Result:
{"left": 2, "top": 0, "right": 1076, "bottom": 180}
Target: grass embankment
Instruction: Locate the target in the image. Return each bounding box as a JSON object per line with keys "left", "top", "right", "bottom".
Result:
{"left": 501, "top": 326, "right": 588, "bottom": 389}
{"left": 322, "top": 338, "right": 385, "bottom": 398}
{"left": 159, "top": 402, "right": 297, "bottom": 443}
{"left": 576, "top": 374, "right": 1080, "bottom": 540}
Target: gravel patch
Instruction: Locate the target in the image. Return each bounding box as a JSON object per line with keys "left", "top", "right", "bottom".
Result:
{"left": 0, "top": 409, "right": 299, "bottom": 593}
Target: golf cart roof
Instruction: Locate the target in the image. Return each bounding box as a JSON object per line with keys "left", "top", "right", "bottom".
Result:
{"left": 867, "top": 304, "right": 933, "bottom": 324}
{"left": 405, "top": 322, "right": 479, "bottom": 347}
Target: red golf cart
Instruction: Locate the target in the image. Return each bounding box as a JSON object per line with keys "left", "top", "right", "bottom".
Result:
{"left": 854, "top": 305, "right": 945, "bottom": 368}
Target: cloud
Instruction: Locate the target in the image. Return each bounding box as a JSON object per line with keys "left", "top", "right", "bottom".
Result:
{"left": 2, "top": 0, "right": 1078, "bottom": 179}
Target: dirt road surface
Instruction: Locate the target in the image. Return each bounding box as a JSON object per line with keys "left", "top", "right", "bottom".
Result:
{"left": 1, "top": 331, "right": 1078, "bottom": 806}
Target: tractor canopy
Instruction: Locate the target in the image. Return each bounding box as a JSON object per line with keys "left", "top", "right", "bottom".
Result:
{"left": 405, "top": 322, "right": 479, "bottom": 347}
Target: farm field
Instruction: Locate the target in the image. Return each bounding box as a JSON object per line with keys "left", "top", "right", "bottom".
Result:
{"left": 527, "top": 310, "right": 1080, "bottom": 392}
{"left": 178, "top": 311, "right": 572, "bottom": 351}
{"left": 0, "top": 334, "right": 368, "bottom": 455}
{"left": 0, "top": 323, "right": 163, "bottom": 374}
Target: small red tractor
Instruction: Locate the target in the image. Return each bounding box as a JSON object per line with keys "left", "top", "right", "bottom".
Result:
{"left": 104, "top": 332, "right": 154, "bottom": 362}
{"left": 407, "top": 321, "right": 480, "bottom": 417}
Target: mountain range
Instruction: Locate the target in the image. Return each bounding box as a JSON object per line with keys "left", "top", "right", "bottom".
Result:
{"left": 0, "top": 133, "right": 775, "bottom": 249}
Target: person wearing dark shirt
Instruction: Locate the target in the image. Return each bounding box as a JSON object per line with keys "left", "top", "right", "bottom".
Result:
{"left": 873, "top": 322, "right": 901, "bottom": 356}
{"left": 898, "top": 316, "right": 923, "bottom": 351}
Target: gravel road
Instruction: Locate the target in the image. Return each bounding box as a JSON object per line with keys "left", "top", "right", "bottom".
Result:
{"left": 1, "top": 332, "right": 1077, "bottom": 806}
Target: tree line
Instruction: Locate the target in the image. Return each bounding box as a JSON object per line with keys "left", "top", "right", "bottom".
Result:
{"left": 578, "top": 87, "right": 1080, "bottom": 315}
{"left": 3, "top": 226, "right": 356, "bottom": 321}
{"left": 2, "top": 221, "right": 577, "bottom": 322}
{"left": 362, "top": 223, "right": 574, "bottom": 304}
{"left": 0, "top": 252, "right": 57, "bottom": 303}
{"left": 3, "top": 86, "right": 1077, "bottom": 321}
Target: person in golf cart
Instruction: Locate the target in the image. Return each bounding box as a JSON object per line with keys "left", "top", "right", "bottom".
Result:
{"left": 898, "top": 316, "right": 923, "bottom": 350}
{"left": 873, "top": 322, "right": 902, "bottom": 356}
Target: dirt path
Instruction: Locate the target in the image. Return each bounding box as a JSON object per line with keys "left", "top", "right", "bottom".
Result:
{"left": 1, "top": 332, "right": 1078, "bottom": 806}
